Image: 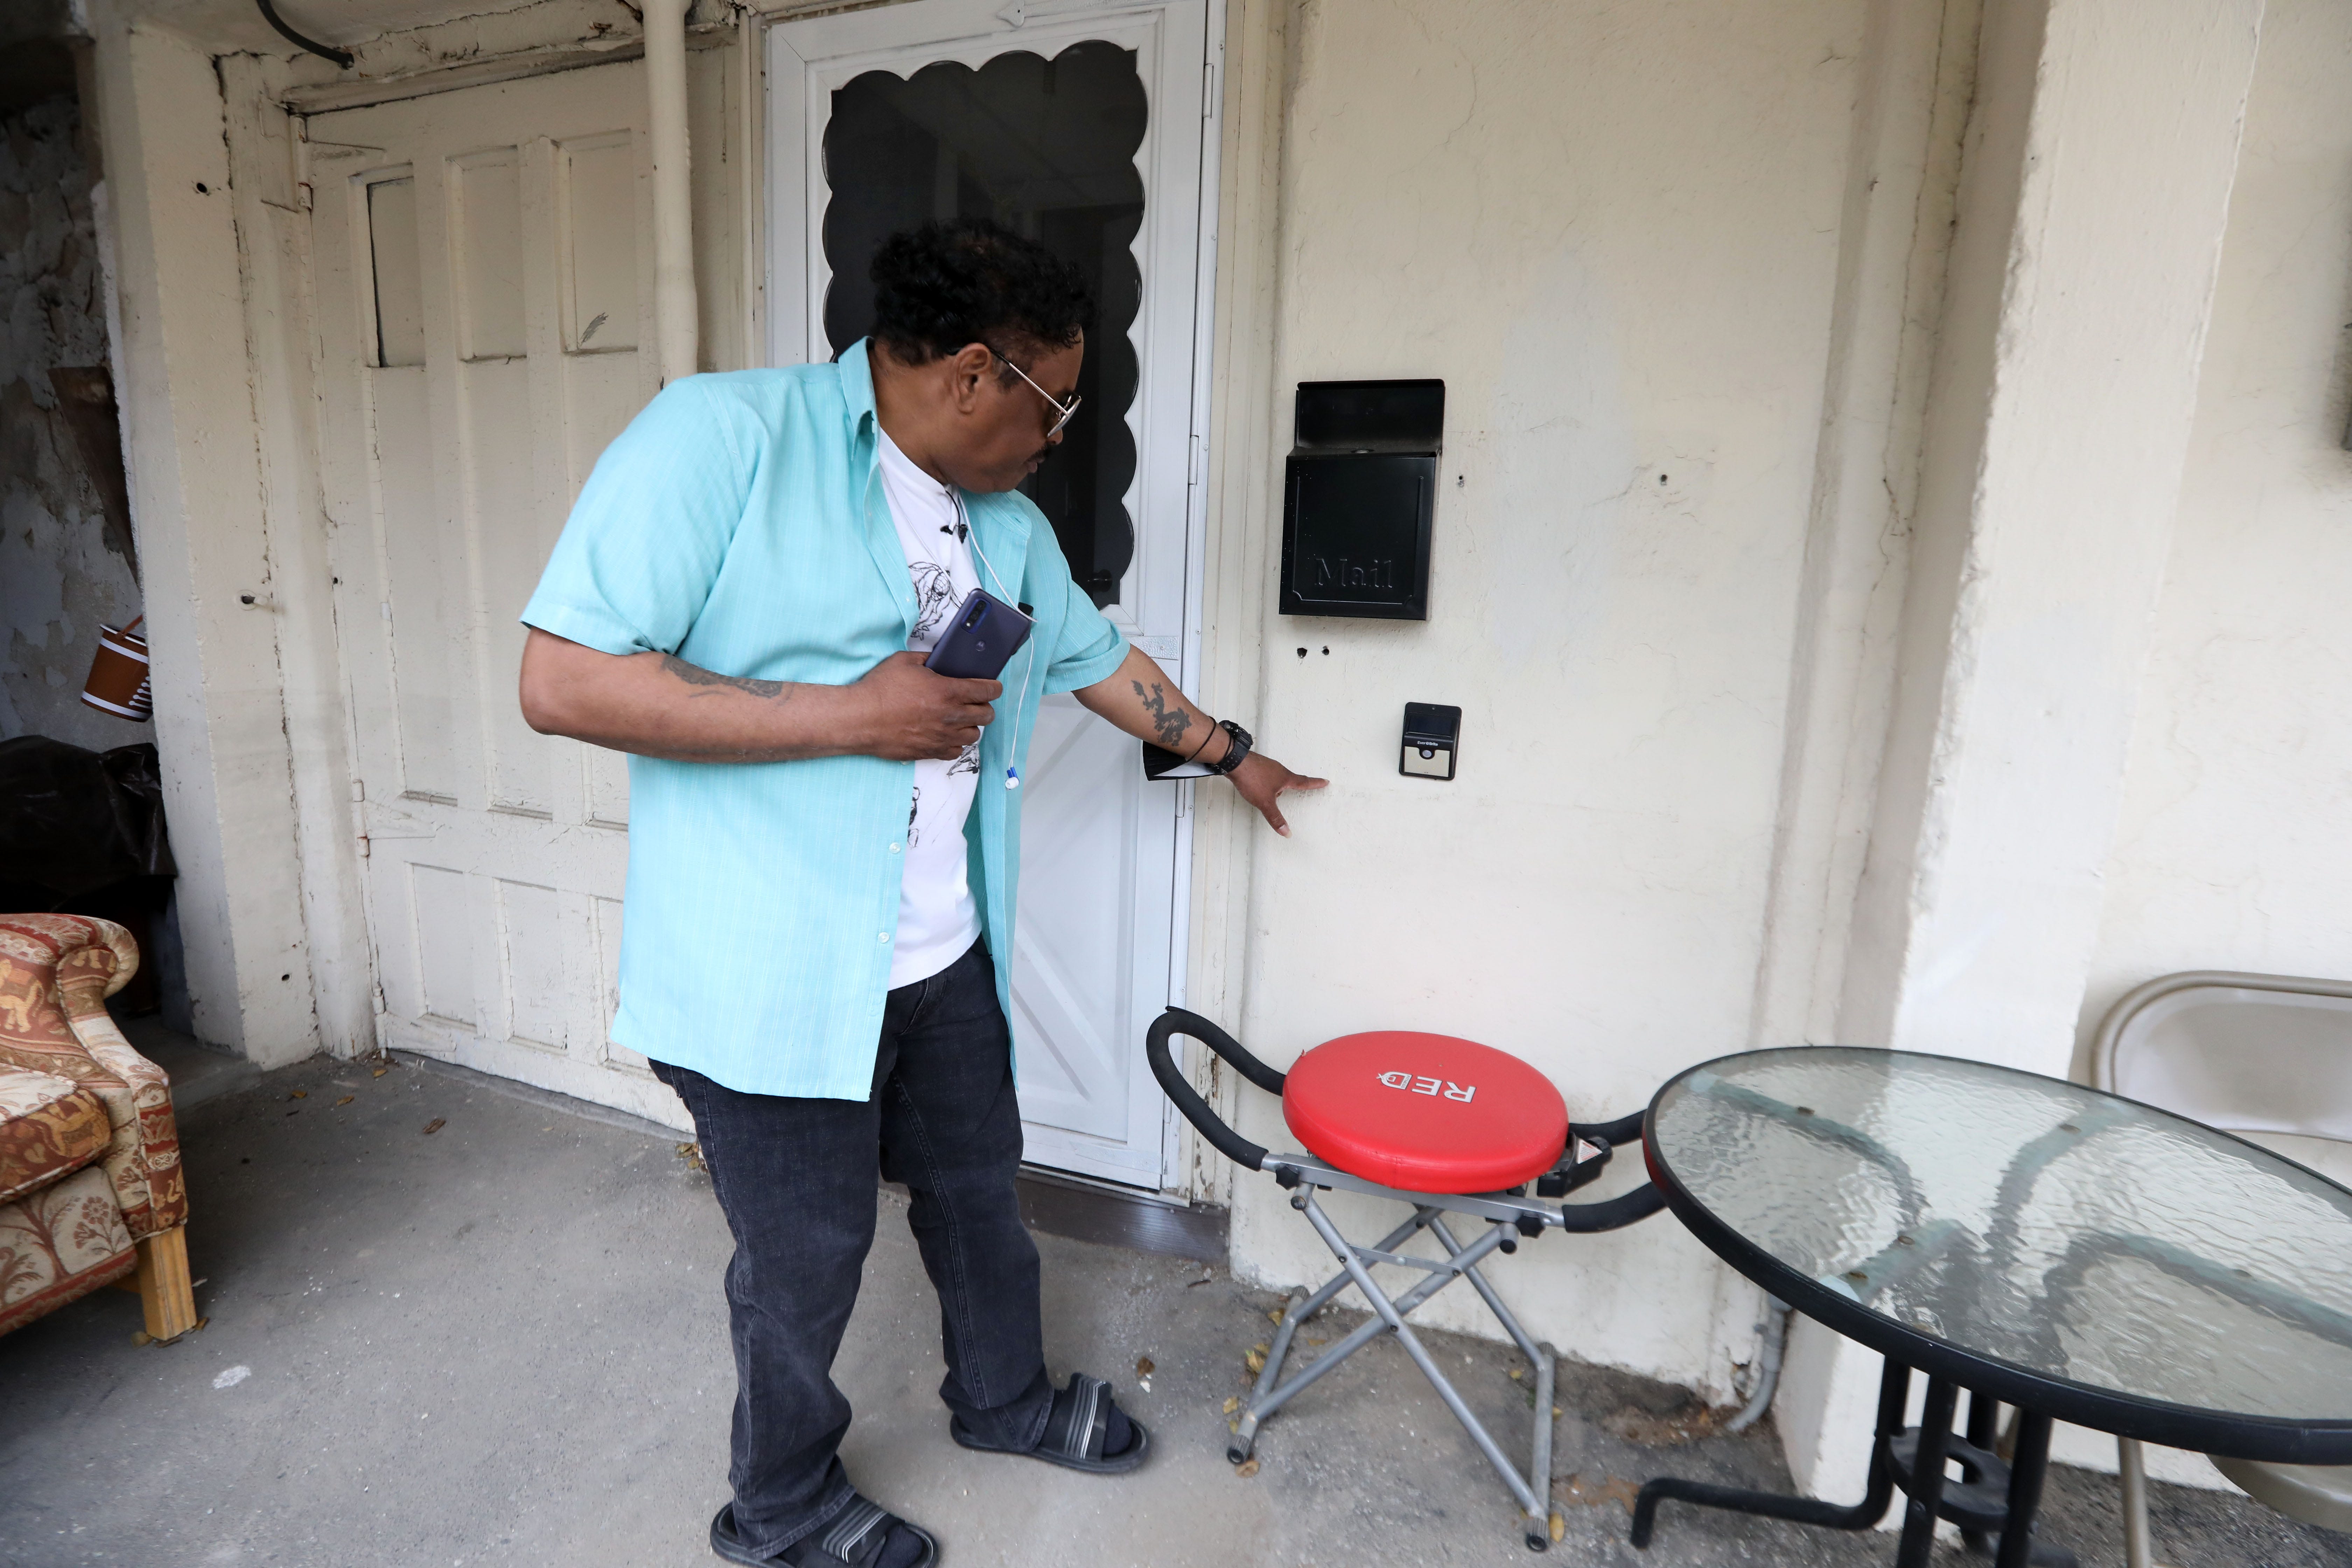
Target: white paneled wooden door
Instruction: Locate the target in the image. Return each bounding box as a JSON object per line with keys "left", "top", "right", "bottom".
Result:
{"left": 308, "top": 63, "right": 688, "bottom": 1130}
{"left": 769, "top": 0, "right": 1216, "bottom": 1188}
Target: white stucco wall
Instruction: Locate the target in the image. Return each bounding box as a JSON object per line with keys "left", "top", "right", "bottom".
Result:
{"left": 2058, "top": 0, "right": 2352, "bottom": 1489}
{"left": 2080, "top": 0, "right": 2352, "bottom": 1041}
{"left": 1226, "top": 0, "right": 1868, "bottom": 1395}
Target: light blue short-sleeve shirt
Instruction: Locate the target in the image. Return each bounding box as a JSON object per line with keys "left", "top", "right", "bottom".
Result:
{"left": 521, "top": 341, "right": 1128, "bottom": 1098}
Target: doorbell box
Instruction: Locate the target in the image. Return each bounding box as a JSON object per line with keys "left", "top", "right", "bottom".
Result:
{"left": 1401, "top": 702, "right": 1461, "bottom": 780}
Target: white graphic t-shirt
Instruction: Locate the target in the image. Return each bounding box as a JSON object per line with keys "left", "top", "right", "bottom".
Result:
{"left": 877, "top": 428, "right": 985, "bottom": 988}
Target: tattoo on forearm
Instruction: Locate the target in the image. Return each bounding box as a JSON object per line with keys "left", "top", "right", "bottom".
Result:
{"left": 1133, "top": 679, "right": 1192, "bottom": 749}
{"left": 664, "top": 654, "right": 787, "bottom": 700}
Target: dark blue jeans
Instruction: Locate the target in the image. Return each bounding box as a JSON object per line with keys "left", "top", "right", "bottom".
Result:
{"left": 652, "top": 940, "right": 1054, "bottom": 1556}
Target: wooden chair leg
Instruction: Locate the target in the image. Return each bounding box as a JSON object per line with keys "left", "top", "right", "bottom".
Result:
{"left": 135, "top": 1225, "right": 198, "bottom": 1342}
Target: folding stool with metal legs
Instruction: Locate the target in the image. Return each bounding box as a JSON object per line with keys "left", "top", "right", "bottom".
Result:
{"left": 1147, "top": 1008, "right": 1666, "bottom": 1552}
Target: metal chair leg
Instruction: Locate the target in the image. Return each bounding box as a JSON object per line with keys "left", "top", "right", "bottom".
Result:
{"left": 1531, "top": 1339, "right": 1557, "bottom": 1538}
{"left": 2118, "top": 1437, "right": 2163, "bottom": 1568}
{"left": 1236, "top": 1211, "right": 1502, "bottom": 1449}
{"left": 1232, "top": 1208, "right": 1438, "bottom": 1460}
{"left": 1428, "top": 1214, "right": 1559, "bottom": 1535}
{"left": 1298, "top": 1192, "right": 1552, "bottom": 1548}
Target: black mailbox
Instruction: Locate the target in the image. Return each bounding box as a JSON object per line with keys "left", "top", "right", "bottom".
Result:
{"left": 1279, "top": 379, "right": 1442, "bottom": 620}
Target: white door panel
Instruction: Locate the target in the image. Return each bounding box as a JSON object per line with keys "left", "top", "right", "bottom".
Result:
{"left": 1006, "top": 695, "right": 1177, "bottom": 1181}
{"left": 770, "top": 0, "right": 1212, "bottom": 1186}
{"left": 311, "top": 64, "right": 688, "bottom": 1132}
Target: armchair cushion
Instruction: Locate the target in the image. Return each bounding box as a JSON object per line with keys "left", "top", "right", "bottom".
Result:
{"left": 0, "top": 1165, "right": 136, "bottom": 1335}
{"left": 0, "top": 1065, "right": 110, "bottom": 1205}
{"left": 0, "top": 915, "right": 185, "bottom": 1237}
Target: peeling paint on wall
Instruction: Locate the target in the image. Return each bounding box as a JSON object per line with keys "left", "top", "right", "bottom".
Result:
{"left": 1, "top": 91, "right": 141, "bottom": 750}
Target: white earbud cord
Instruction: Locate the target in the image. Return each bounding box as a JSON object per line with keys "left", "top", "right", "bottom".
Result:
{"left": 952, "top": 490, "right": 1036, "bottom": 790}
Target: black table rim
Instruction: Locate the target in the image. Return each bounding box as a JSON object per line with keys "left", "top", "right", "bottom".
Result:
{"left": 1642, "top": 1045, "right": 2352, "bottom": 1466}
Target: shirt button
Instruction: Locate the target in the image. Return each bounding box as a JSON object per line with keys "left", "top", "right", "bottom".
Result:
{"left": 889, "top": 843, "right": 901, "bottom": 854}
{"left": 878, "top": 932, "right": 890, "bottom": 943}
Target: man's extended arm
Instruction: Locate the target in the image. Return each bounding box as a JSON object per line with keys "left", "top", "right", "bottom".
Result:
{"left": 518, "top": 627, "right": 999, "bottom": 764}
{"left": 1073, "top": 645, "right": 1327, "bottom": 836}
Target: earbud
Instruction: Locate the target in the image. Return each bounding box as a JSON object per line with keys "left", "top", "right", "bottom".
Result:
{"left": 956, "top": 491, "right": 1033, "bottom": 797}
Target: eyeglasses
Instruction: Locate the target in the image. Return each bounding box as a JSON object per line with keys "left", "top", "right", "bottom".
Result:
{"left": 988, "top": 344, "right": 1083, "bottom": 440}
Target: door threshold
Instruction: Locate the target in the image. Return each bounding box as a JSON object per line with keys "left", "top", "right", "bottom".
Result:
{"left": 1016, "top": 1166, "right": 1227, "bottom": 1265}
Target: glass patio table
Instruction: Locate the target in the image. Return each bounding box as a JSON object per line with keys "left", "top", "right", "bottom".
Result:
{"left": 1631, "top": 1045, "right": 2352, "bottom": 1567}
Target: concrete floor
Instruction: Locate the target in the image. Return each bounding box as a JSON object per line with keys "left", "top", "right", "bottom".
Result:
{"left": 2, "top": 1047, "right": 2347, "bottom": 1568}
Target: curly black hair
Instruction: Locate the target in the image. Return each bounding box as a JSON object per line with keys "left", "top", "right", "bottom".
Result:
{"left": 869, "top": 217, "right": 1093, "bottom": 368}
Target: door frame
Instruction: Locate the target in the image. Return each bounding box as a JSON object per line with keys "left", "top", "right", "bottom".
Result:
{"left": 755, "top": 0, "right": 1228, "bottom": 1192}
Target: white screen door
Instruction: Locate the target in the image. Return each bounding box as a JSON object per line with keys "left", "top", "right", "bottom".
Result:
{"left": 768, "top": 0, "right": 1215, "bottom": 1186}
{"left": 307, "top": 64, "right": 688, "bottom": 1132}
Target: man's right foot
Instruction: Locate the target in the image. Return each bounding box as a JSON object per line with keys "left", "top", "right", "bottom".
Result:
{"left": 949, "top": 1371, "right": 1151, "bottom": 1476}
{"left": 709, "top": 1499, "right": 938, "bottom": 1568}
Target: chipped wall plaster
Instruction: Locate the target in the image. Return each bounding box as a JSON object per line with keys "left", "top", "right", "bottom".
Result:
{"left": 0, "top": 90, "right": 142, "bottom": 751}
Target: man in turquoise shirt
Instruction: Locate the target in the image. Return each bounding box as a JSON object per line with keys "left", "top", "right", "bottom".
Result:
{"left": 518, "top": 219, "right": 1321, "bottom": 1568}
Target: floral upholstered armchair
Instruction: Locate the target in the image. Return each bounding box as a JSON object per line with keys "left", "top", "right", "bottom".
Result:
{"left": 0, "top": 915, "right": 195, "bottom": 1341}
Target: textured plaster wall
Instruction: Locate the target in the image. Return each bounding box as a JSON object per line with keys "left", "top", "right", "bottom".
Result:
{"left": 2081, "top": 0, "right": 2352, "bottom": 1040}
{"left": 0, "top": 91, "right": 142, "bottom": 751}
{"left": 2059, "top": 4, "right": 2352, "bottom": 1485}
{"left": 1226, "top": 0, "right": 1868, "bottom": 1395}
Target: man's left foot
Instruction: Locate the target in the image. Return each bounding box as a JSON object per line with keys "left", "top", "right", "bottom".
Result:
{"left": 710, "top": 1500, "right": 937, "bottom": 1568}
{"left": 949, "top": 1372, "right": 1151, "bottom": 1474}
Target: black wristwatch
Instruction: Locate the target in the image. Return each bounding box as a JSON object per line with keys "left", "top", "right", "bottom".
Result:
{"left": 1207, "top": 719, "right": 1253, "bottom": 776}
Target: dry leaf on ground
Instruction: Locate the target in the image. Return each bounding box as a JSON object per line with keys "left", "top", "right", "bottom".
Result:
{"left": 1234, "top": 1459, "right": 1260, "bottom": 1479}
{"left": 288, "top": 1090, "right": 307, "bottom": 1100}
{"left": 1222, "top": 1396, "right": 1239, "bottom": 1415}
{"left": 421, "top": 1118, "right": 446, "bottom": 1135}
{"left": 1135, "top": 1356, "right": 1155, "bottom": 1379}
{"left": 334, "top": 1096, "right": 354, "bottom": 1107}
{"left": 1559, "top": 1474, "right": 1642, "bottom": 1514}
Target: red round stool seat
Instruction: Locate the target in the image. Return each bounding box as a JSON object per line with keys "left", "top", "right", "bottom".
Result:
{"left": 1281, "top": 1031, "right": 1568, "bottom": 1193}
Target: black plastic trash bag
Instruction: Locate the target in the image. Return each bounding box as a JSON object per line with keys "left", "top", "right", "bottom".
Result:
{"left": 0, "top": 736, "right": 177, "bottom": 903}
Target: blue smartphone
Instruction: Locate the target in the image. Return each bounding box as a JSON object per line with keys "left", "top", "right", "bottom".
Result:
{"left": 924, "top": 589, "right": 1034, "bottom": 681}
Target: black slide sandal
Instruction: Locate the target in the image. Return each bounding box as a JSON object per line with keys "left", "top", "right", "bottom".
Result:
{"left": 709, "top": 1499, "right": 939, "bottom": 1568}
{"left": 949, "top": 1372, "right": 1152, "bottom": 1475}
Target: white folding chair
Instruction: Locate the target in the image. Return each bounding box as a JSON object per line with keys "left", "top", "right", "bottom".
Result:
{"left": 2091, "top": 970, "right": 2352, "bottom": 1564}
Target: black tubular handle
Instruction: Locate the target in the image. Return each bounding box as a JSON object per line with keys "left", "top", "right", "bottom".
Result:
{"left": 1552, "top": 1182, "right": 1667, "bottom": 1232}
{"left": 1574, "top": 1108, "right": 1648, "bottom": 1149}
{"left": 1554, "top": 1107, "right": 1663, "bottom": 1230}
{"left": 1146, "top": 1008, "right": 1283, "bottom": 1172}
{"left": 1166, "top": 1006, "right": 1289, "bottom": 1094}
